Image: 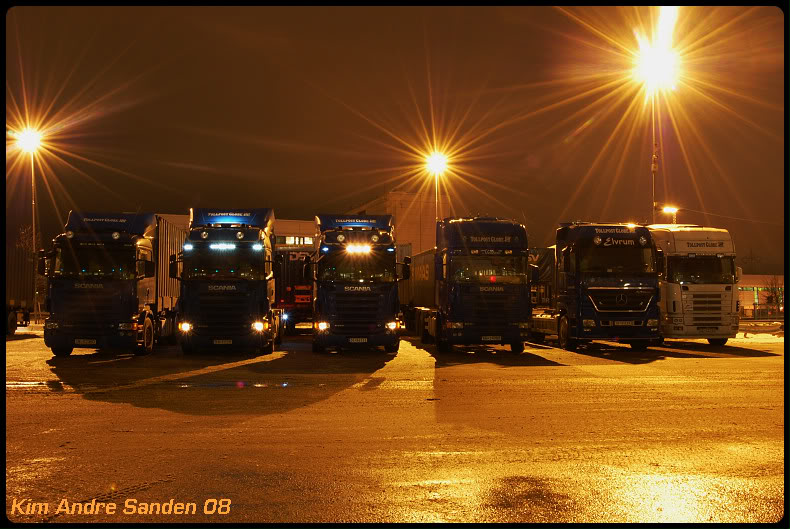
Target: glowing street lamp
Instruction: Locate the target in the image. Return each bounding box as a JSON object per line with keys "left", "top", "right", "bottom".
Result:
{"left": 425, "top": 151, "right": 449, "bottom": 221}
{"left": 10, "top": 127, "right": 44, "bottom": 323}
{"left": 633, "top": 6, "right": 681, "bottom": 223}
{"left": 662, "top": 205, "right": 679, "bottom": 224}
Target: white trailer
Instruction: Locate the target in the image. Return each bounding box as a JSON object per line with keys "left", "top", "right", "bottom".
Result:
{"left": 648, "top": 224, "right": 742, "bottom": 346}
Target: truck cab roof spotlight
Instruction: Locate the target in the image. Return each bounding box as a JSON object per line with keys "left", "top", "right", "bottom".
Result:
{"left": 336, "top": 233, "right": 346, "bottom": 242}
{"left": 111, "top": 231, "right": 120, "bottom": 240}
{"left": 371, "top": 234, "right": 379, "bottom": 242}
{"left": 236, "top": 231, "right": 245, "bottom": 240}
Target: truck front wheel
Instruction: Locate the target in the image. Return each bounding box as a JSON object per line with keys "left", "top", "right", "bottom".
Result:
{"left": 312, "top": 340, "right": 325, "bottom": 353}
{"left": 630, "top": 341, "right": 649, "bottom": 351}
{"left": 707, "top": 338, "right": 728, "bottom": 346}
{"left": 385, "top": 342, "right": 399, "bottom": 353}
{"left": 135, "top": 318, "right": 154, "bottom": 356}
{"left": 558, "top": 316, "right": 577, "bottom": 352}
{"left": 510, "top": 341, "right": 525, "bottom": 353}
{"left": 52, "top": 347, "right": 73, "bottom": 357}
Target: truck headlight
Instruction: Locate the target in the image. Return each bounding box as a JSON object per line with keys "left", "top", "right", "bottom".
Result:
{"left": 647, "top": 319, "right": 659, "bottom": 327}
{"left": 282, "top": 313, "right": 289, "bottom": 321}
{"left": 386, "top": 321, "right": 399, "bottom": 330}
{"left": 582, "top": 319, "right": 595, "bottom": 328}
{"left": 179, "top": 322, "right": 192, "bottom": 332}
{"left": 252, "top": 321, "right": 265, "bottom": 332}
{"left": 45, "top": 322, "right": 59, "bottom": 329}
{"left": 119, "top": 322, "right": 138, "bottom": 330}
{"left": 317, "top": 321, "right": 330, "bottom": 331}
{"left": 445, "top": 322, "right": 463, "bottom": 329}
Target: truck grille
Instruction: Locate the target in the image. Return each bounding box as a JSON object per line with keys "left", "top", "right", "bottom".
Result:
{"left": 462, "top": 291, "right": 525, "bottom": 334}
{"left": 684, "top": 292, "right": 731, "bottom": 326}
{"left": 588, "top": 289, "right": 653, "bottom": 312}
{"left": 194, "top": 292, "right": 251, "bottom": 336}
{"left": 331, "top": 292, "right": 385, "bottom": 335}
{"left": 55, "top": 290, "right": 121, "bottom": 333}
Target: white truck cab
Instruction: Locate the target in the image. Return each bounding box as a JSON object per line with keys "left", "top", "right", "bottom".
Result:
{"left": 648, "top": 224, "right": 741, "bottom": 346}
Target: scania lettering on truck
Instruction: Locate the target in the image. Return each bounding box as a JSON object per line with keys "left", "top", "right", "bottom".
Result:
{"left": 402, "top": 216, "right": 531, "bottom": 353}
{"left": 40, "top": 211, "right": 188, "bottom": 356}
{"left": 648, "top": 224, "right": 741, "bottom": 346}
{"left": 530, "top": 222, "right": 660, "bottom": 351}
{"left": 309, "top": 215, "right": 408, "bottom": 353}
{"left": 171, "top": 208, "right": 281, "bottom": 354}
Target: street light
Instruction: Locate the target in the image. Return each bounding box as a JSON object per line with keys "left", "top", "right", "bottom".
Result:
{"left": 633, "top": 6, "right": 681, "bottom": 223}
{"left": 662, "top": 205, "right": 679, "bottom": 224}
{"left": 425, "top": 151, "right": 448, "bottom": 221}
{"left": 11, "top": 127, "right": 44, "bottom": 323}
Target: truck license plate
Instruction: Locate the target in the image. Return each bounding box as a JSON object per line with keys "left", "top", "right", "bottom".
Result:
{"left": 481, "top": 335, "right": 501, "bottom": 341}
{"left": 349, "top": 337, "right": 367, "bottom": 343}
{"left": 213, "top": 339, "right": 232, "bottom": 345}
{"left": 75, "top": 338, "right": 96, "bottom": 345}
{"left": 614, "top": 321, "right": 633, "bottom": 326}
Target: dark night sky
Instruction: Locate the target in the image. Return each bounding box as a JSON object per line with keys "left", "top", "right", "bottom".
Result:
{"left": 5, "top": 6, "right": 785, "bottom": 272}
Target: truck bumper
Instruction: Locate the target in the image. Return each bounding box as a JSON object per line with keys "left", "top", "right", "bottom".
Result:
{"left": 660, "top": 323, "right": 739, "bottom": 339}
{"left": 314, "top": 331, "right": 399, "bottom": 348}
{"left": 577, "top": 326, "right": 659, "bottom": 340}
{"left": 180, "top": 331, "right": 273, "bottom": 350}
{"left": 44, "top": 329, "right": 137, "bottom": 350}
{"left": 445, "top": 327, "right": 529, "bottom": 346}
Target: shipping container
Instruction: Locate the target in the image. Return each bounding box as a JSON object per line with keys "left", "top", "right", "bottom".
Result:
{"left": 6, "top": 246, "right": 35, "bottom": 334}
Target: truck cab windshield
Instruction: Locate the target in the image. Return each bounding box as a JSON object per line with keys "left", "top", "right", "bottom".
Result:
{"left": 53, "top": 246, "right": 136, "bottom": 279}
{"left": 578, "top": 245, "right": 655, "bottom": 274}
{"left": 182, "top": 249, "right": 266, "bottom": 280}
{"left": 318, "top": 251, "right": 395, "bottom": 282}
{"left": 667, "top": 255, "right": 734, "bottom": 284}
{"left": 450, "top": 256, "right": 526, "bottom": 284}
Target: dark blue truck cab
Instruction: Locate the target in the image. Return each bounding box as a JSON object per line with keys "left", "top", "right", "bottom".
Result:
{"left": 530, "top": 222, "right": 660, "bottom": 351}
{"left": 41, "top": 211, "right": 187, "bottom": 356}
{"left": 402, "top": 216, "right": 532, "bottom": 353}
{"left": 309, "top": 214, "right": 407, "bottom": 353}
{"left": 171, "top": 208, "right": 282, "bottom": 354}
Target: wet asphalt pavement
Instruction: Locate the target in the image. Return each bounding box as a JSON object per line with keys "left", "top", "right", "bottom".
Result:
{"left": 5, "top": 329, "right": 785, "bottom": 523}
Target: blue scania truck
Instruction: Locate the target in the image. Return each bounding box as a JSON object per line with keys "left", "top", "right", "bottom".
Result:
{"left": 171, "top": 208, "right": 282, "bottom": 354}
{"left": 41, "top": 211, "right": 188, "bottom": 356}
{"left": 309, "top": 214, "right": 408, "bottom": 353}
{"left": 529, "top": 222, "right": 660, "bottom": 351}
{"left": 402, "top": 216, "right": 532, "bottom": 353}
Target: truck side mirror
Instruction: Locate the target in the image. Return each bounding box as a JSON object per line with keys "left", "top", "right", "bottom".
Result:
{"left": 400, "top": 256, "right": 411, "bottom": 280}
{"left": 529, "top": 263, "right": 539, "bottom": 283}
{"left": 302, "top": 255, "right": 312, "bottom": 282}
{"left": 144, "top": 260, "right": 156, "bottom": 278}
{"left": 169, "top": 254, "right": 179, "bottom": 279}
{"left": 656, "top": 248, "right": 665, "bottom": 277}
{"left": 736, "top": 266, "right": 742, "bottom": 283}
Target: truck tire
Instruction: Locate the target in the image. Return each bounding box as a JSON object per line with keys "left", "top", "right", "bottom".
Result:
{"left": 510, "top": 341, "right": 525, "bottom": 353}
{"left": 134, "top": 317, "right": 154, "bottom": 356}
{"left": 181, "top": 341, "right": 194, "bottom": 355}
{"left": 558, "top": 316, "right": 577, "bottom": 352}
{"left": 52, "top": 347, "right": 73, "bottom": 357}
{"left": 385, "top": 341, "right": 399, "bottom": 353}
{"left": 7, "top": 312, "right": 17, "bottom": 336}
{"left": 311, "top": 340, "right": 325, "bottom": 353}
{"left": 707, "top": 338, "right": 728, "bottom": 346}
{"left": 274, "top": 326, "right": 282, "bottom": 346}
{"left": 630, "top": 341, "right": 649, "bottom": 351}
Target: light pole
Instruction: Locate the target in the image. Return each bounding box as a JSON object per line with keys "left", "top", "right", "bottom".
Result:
{"left": 662, "top": 205, "right": 679, "bottom": 224}
{"left": 12, "top": 127, "right": 43, "bottom": 323}
{"left": 425, "top": 151, "right": 448, "bottom": 221}
{"left": 633, "top": 6, "right": 680, "bottom": 224}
